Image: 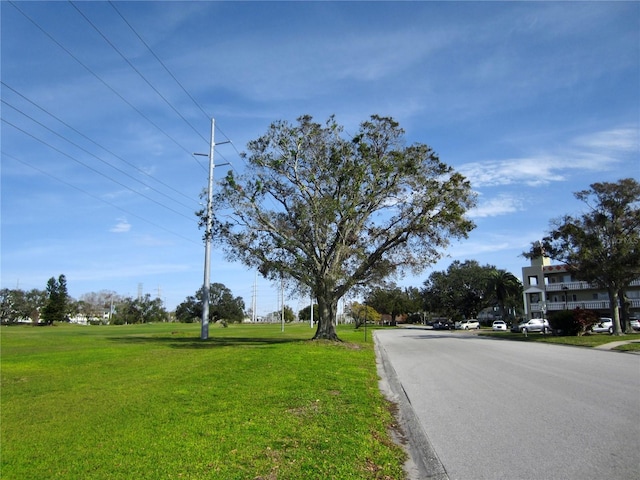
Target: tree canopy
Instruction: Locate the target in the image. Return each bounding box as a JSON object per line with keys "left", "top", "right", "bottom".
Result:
{"left": 0, "top": 288, "right": 47, "bottom": 324}
{"left": 486, "top": 269, "right": 523, "bottom": 322}
{"left": 298, "top": 304, "right": 318, "bottom": 323}
{"left": 347, "top": 302, "right": 381, "bottom": 328}
{"left": 365, "top": 284, "right": 422, "bottom": 324}
{"left": 526, "top": 178, "right": 640, "bottom": 335}
{"left": 422, "top": 260, "right": 495, "bottom": 321}
{"left": 41, "top": 275, "right": 69, "bottom": 325}
{"left": 207, "top": 114, "right": 476, "bottom": 340}
{"left": 175, "top": 283, "right": 245, "bottom": 324}
{"left": 112, "top": 294, "right": 168, "bottom": 325}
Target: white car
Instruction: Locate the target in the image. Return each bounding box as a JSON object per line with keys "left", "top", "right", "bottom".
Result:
{"left": 456, "top": 319, "right": 480, "bottom": 330}
{"left": 492, "top": 320, "right": 507, "bottom": 331}
{"left": 630, "top": 319, "right": 640, "bottom": 331}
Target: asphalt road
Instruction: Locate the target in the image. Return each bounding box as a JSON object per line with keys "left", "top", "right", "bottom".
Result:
{"left": 375, "top": 327, "right": 640, "bottom": 480}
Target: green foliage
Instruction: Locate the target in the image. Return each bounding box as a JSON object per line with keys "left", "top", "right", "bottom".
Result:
{"left": 283, "top": 305, "right": 295, "bottom": 322}
{"left": 1, "top": 288, "right": 47, "bottom": 323}
{"left": 347, "top": 302, "right": 381, "bottom": 328}
{"left": 175, "top": 283, "right": 245, "bottom": 323}
{"left": 205, "top": 114, "right": 476, "bottom": 340}
{"left": 1, "top": 323, "right": 406, "bottom": 479}
{"left": 111, "top": 294, "right": 168, "bottom": 324}
{"left": 548, "top": 308, "right": 599, "bottom": 336}
{"left": 174, "top": 294, "right": 200, "bottom": 323}
{"left": 41, "top": 274, "right": 69, "bottom": 325}
{"left": 423, "top": 260, "right": 495, "bottom": 320}
{"left": 365, "top": 283, "right": 422, "bottom": 323}
{"left": 486, "top": 269, "right": 523, "bottom": 322}
{"left": 614, "top": 342, "right": 640, "bottom": 352}
{"left": 298, "top": 303, "right": 318, "bottom": 323}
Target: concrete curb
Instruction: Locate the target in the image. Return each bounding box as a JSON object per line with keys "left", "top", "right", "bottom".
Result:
{"left": 374, "top": 332, "right": 449, "bottom": 480}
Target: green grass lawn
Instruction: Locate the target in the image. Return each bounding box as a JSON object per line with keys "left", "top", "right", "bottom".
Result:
{"left": 1, "top": 323, "right": 406, "bottom": 480}
{"left": 479, "top": 329, "right": 640, "bottom": 348}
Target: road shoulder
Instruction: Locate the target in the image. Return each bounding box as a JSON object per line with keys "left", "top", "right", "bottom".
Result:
{"left": 374, "top": 331, "right": 449, "bottom": 480}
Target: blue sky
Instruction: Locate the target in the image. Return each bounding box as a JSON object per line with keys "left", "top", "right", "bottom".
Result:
{"left": 2, "top": 1, "right": 638, "bottom": 315}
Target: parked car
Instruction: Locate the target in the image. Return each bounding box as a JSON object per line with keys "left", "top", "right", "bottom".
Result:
{"left": 492, "top": 320, "right": 507, "bottom": 331}
{"left": 630, "top": 319, "right": 640, "bottom": 331}
{"left": 456, "top": 319, "right": 480, "bottom": 330}
{"left": 591, "top": 317, "right": 613, "bottom": 334}
{"left": 432, "top": 320, "right": 454, "bottom": 330}
{"left": 517, "top": 318, "right": 551, "bottom": 334}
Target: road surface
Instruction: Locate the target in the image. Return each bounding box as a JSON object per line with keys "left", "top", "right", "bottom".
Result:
{"left": 375, "top": 327, "right": 640, "bottom": 480}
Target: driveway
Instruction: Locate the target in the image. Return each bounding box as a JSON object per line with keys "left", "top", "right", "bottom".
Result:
{"left": 375, "top": 327, "right": 640, "bottom": 480}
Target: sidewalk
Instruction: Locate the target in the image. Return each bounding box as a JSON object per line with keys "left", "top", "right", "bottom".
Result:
{"left": 593, "top": 339, "right": 640, "bottom": 351}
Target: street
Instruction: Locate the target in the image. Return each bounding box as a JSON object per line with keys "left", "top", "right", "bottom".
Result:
{"left": 375, "top": 327, "right": 640, "bottom": 480}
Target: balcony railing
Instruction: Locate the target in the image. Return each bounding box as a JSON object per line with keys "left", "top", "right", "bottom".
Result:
{"left": 545, "top": 278, "right": 640, "bottom": 292}
{"left": 531, "top": 298, "right": 640, "bottom": 312}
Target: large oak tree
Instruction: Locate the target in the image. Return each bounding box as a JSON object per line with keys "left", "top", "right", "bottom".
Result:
{"left": 208, "top": 115, "right": 475, "bottom": 340}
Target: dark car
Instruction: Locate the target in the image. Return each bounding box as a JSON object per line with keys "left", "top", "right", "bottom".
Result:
{"left": 432, "top": 320, "right": 454, "bottom": 330}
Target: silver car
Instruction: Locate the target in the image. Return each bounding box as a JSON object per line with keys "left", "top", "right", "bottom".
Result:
{"left": 591, "top": 318, "right": 613, "bottom": 334}
{"left": 518, "top": 318, "right": 551, "bottom": 334}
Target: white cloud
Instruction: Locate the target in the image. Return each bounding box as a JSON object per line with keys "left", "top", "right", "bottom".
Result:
{"left": 571, "top": 127, "right": 638, "bottom": 153}
{"left": 459, "top": 126, "right": 638, "bottom": 188}
{"left": 110, "top": 218, "right": 131, "bottom": 233}
{"left": 468, "top": 194, "right": 523, "bottom": 218}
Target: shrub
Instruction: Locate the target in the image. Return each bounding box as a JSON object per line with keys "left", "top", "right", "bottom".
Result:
{"left": 549, "top": 308, "right": 598, "bottom": 336}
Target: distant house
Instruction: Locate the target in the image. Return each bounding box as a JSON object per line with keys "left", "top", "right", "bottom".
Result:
{"left": 68, "top": 309, "right": 111, "bottom": 325}
{"left": 521, "top": 253, "right": 640, "bottom": 320}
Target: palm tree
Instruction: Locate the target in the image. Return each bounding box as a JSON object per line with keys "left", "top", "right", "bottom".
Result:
{"left": 488, "top": 270, "right": 522, "bottom": 323}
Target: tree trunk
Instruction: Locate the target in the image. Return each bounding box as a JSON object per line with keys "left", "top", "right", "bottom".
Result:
{"left": 498, "top": 302, "right": 507, "bottom": 324}
{"left": 619, "top": 289, "right": 632, "bottom": 334}
{"left": 608, "top": 288, "right": 623, "bottom": 335}
{"left": 313, "top": 289, "right": 340, "bottom": 341}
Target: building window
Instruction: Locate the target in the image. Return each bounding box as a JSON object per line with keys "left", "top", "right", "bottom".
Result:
{"left": 528, "top": 276, "right": 538, "bottom": 286}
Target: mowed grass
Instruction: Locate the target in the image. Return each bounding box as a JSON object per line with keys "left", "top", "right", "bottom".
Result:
{"left": 479, "top": 330, "right": 640, "bottom": 348}
{"left": 1, "top": 323, "right": 406, "bottom": 479}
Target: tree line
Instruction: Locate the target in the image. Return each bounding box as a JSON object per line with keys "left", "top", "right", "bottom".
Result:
{"left": 0, "top": 278, "right": 169, "bottom": 325}
{"left": 342, "top": 264, "right": 522, "bottom": 328}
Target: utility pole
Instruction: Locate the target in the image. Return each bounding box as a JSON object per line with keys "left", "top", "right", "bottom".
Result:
{"left": 310, "top": 293, "right": 314, "bottom": 328}
{"left": 200, "top": 118, "right": 215, "bottom": 340}
{"left": 195, "top": 118, "right": 230, "bottom": 340}
{"left": 252, "top": 271, "right": 257, "bottom": 323}
{"left": 281, "top": 275, "right": 285, "bottom": 332}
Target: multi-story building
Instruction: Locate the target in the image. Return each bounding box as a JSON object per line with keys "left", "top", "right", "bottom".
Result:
{"left": 522, "top": 254, "right": 640, "bottom": 320}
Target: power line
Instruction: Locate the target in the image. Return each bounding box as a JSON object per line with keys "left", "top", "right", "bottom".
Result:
{"left": 7, "top": 1, "right": 250, "bottom": 223}
{"left": 68, "top": 0, "right": 209, "bottom": 145}
{"left": 7, "top": 0, "right": 207, "bottom": 173}
{"left": 107, "top": 0, "right": 211, "bottom": 123}
{"left": 2, "top": 98, "right": 198, "bottom": 215}
{"left": 2, "top": 81, "right": 200, "bottom": 207}
{"left": 105, "top": 0, "right": 245, "bottom": 169}
{"left": 2, "top": 118, "right": 198, "bottom": 224}
{"left": 3, "top": 151, "right": 201, "bottom": 246}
